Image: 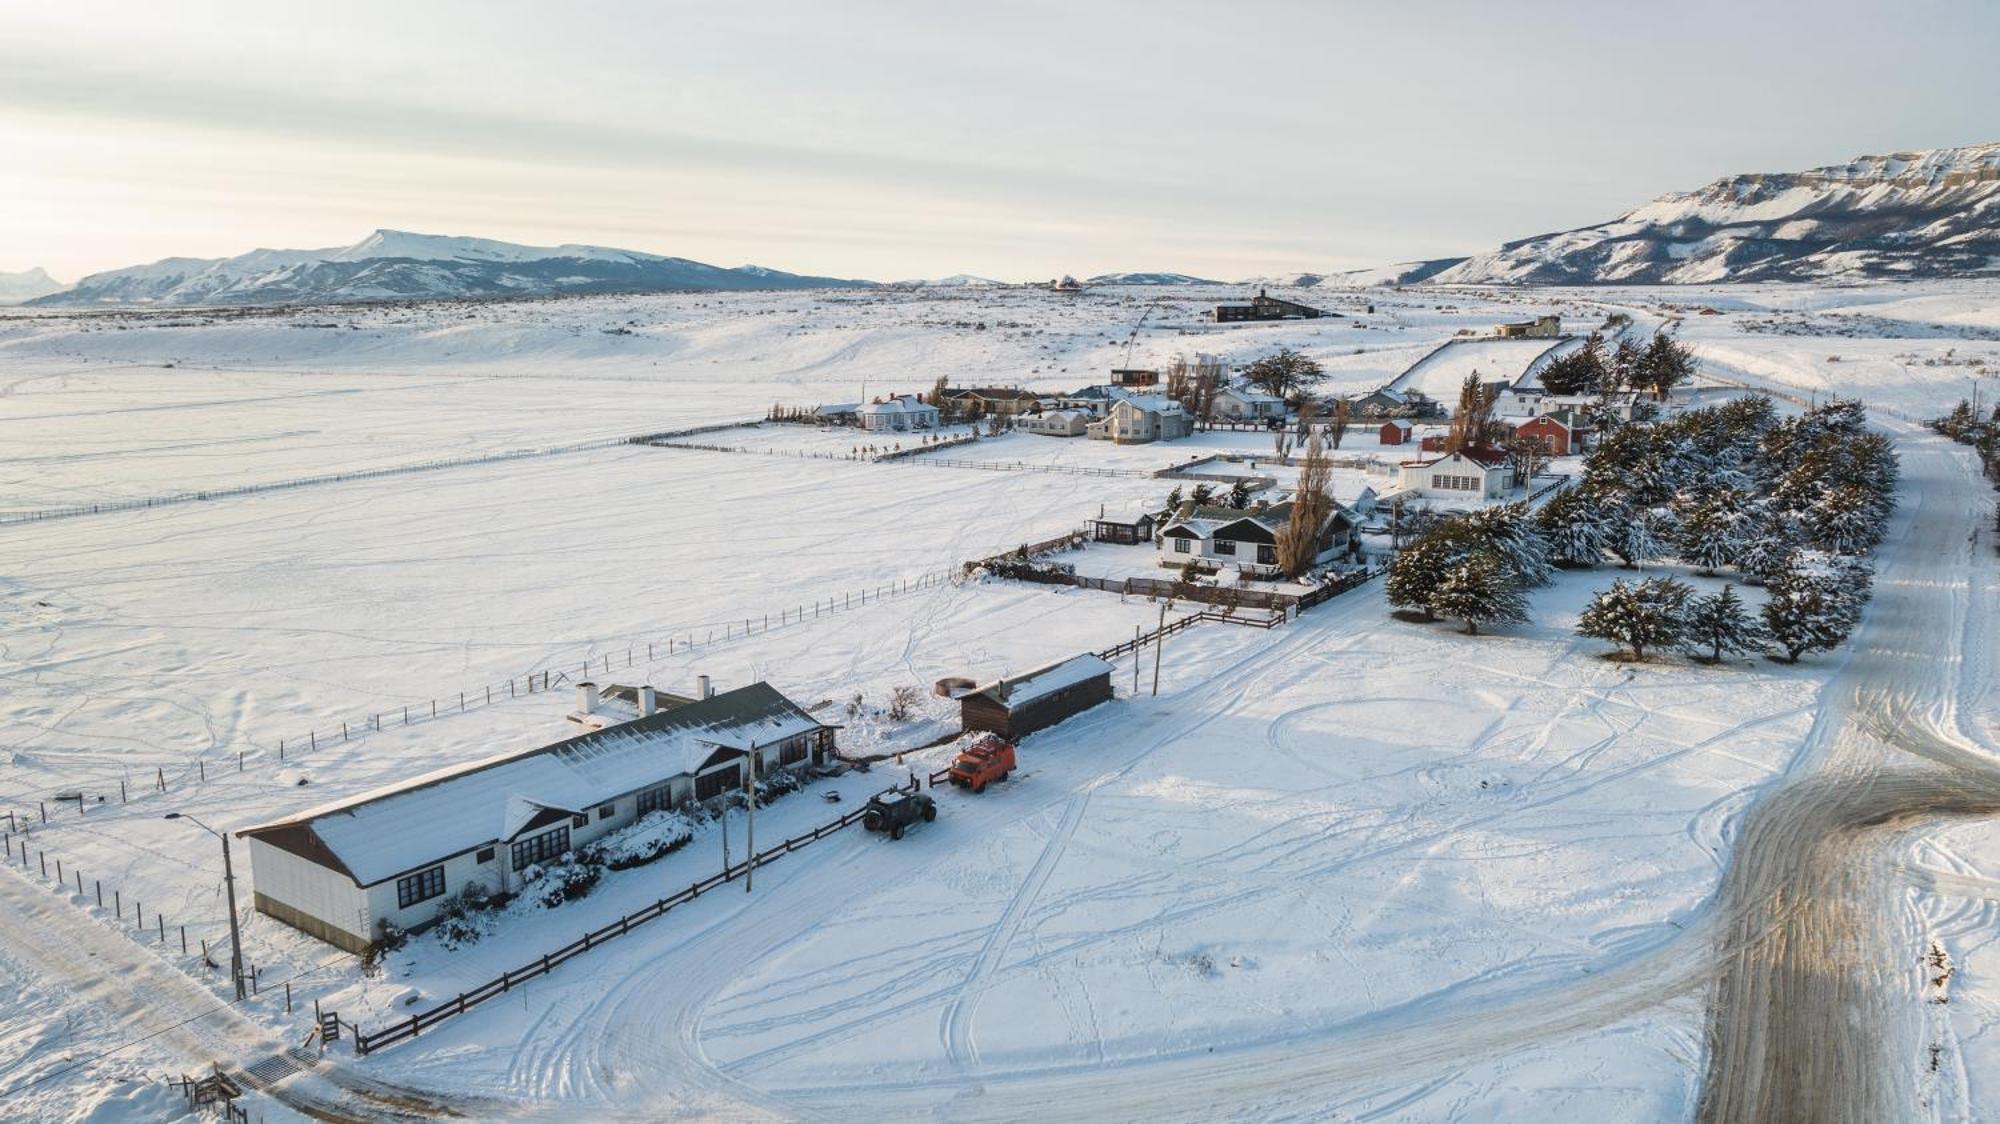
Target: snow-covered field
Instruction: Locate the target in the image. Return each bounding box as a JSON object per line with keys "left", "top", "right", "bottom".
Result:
{"left": 1, "top": 279, "right": 1996, "bottom": 1121}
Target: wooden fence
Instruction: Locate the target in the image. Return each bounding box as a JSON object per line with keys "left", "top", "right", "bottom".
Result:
{"left": 353, "top": 779, "right": 916, "bottom": 1056}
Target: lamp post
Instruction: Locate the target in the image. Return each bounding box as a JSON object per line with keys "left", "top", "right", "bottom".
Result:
{"left": 165, "top": 813, "right": 245, "bottom": 1001}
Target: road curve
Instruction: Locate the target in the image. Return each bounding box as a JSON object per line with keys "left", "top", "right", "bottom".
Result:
{"left": 1696, "top": 430, "right": 1998, "bottom": 1124}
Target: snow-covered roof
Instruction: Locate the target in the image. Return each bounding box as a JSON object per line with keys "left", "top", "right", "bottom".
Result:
{"left": 1219, "top": 386, "right": 1284, "bottom": 405}
{"left": 862, "top": 395, "right": 936, "bottom": 416}
{"left": 971, "top": 654, "right": 1114, "bottom": 710}
{"left": 1117, "top": 395, "right": 1186, "bottom": 416}
{"left": 239, "top": 682, "right": 829, "bottom": 886}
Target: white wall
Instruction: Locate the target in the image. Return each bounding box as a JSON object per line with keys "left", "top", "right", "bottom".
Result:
{"left": 246, "top": 837, "right": 372, "bottom": 948}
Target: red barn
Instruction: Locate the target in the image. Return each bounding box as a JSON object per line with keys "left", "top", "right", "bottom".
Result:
{"left": 1419, "top": 434, "right": 1446, "bottom": 453}
{"left": 1378, "top": 419, "right": 1412, "bottom": 445}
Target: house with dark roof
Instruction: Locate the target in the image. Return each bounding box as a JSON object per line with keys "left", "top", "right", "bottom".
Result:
{"left": 1211, "top": 289, "right": 1328, "bottom": 322}
{"left": 959, "top": 653, "right": 1115, "bottom": 740}
{"left": 1156, "top": 499, "right": 1356, "bottom": 577}
{"left": 236, "top": 680, "right": 836, "bottom": 953}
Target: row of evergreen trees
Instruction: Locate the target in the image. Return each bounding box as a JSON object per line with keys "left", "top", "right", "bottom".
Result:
{"left": 1386, "top": 396, "right": 1899, "bottom": 663}
{"left": 1538, "top": 331, "right": 1697, "bottom": 400}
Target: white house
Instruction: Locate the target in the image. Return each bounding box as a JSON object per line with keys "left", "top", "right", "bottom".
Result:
{"left": 859, "top": 395, "right": 941, "bottom": 432}
{"left": 1016, "top": 409, "right": 1090, "bottom": 437}
{"left": 236, "top": 680, "right": 836, "bottom": 953}
{"left": 1156, "top": 499, "right": 1355, "bottom": 577}
{"left": 1087, "top": 395, "right": 1192, "bottom": 444}
{"left": 1212, "top": 385, "right": 1287, "bottom": 422}
{"left": 1396, "top": 447, "right": 1519, "bottom": 501}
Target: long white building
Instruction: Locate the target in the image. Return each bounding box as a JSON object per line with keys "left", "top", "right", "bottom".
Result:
{"left": 236, "top": 680, "right": 835, "bottom": 953}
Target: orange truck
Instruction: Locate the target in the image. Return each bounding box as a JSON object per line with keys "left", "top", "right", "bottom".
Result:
{"left": 947, "top": 735, "right": 1016, "bottom": 794}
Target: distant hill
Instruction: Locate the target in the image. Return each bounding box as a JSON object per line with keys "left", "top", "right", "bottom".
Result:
{"left": 0, "top": 267, "right": 66, "bottom": 304}
{"left": 1083, "top": 271, "right": 1221, "bottom": 285}
{"left": 1435, "top": 142, "right": 2000, "bottom": 285}
{"left": 34, "top": 230, "right": 876, "bottom": 307}
{"left": 891, "top": 274, "right": 1005, "bottom": 288}
{"left": 1244, "top": 259, "right": 1467, "bottom": 288}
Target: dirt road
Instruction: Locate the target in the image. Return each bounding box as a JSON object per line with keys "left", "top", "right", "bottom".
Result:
{"left": 1696, "top": 431, "right": 1998, "bottom": 1123}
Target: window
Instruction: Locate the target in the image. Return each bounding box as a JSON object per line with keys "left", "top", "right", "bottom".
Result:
{"left": 1213, "top": 539, "right": 1236, "bottom": 556}
{"left": 780, "top": 736, "right": 809, "bottom": 766}
{"left": 695, "top": 764, "right": 741, "bottom": 802}
{"left": 475, "top": 847, "right": 495, "bottom": 864}
{"left": 1173, "top": 538, "right": 1191, "bottom": 554}
{"left": 1257, "top": 545, "right": 1277, "bottom": 565}
{"left": 571, "top": 813, "right": 589, "bottom": 830}
{"left": 597, "top": 804, "right": 615, "bottom": 821}
{"left": 637, "top": 783, "right": 673, "bottom": 816}
{"left": 511, "top": 825, "right": 570, "bottom": 870}
{"left": 396, "top": 865, "right": 445, "bottom": 909}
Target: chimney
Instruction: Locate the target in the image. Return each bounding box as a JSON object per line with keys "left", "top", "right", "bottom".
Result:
{"left": 577, "top": 681, "right": 599, "bottom": 714}
{"left": 696, "top": 674, "right": 713, "bottom": 700}
{"left": 638, "top": 684, "right": 657, "bottom": 717}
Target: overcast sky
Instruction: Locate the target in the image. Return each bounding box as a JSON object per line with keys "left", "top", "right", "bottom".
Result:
{"left": 4, "top": 0, "right": 1996, "bottom": 283}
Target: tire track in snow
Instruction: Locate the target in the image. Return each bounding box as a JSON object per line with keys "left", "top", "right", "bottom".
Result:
{"left": 940, "top": 790, "right": 1091, "bottom": 1071}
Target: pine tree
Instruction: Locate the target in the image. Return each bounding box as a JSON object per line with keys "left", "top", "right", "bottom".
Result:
{"left": 1736, "top": 511, "right": 1800, "bottom": 585}
{"left": 1632, "top": 332, "right": 1697, "bottom": 401}
{"left": 1536, "top": 486, "right": 1608, "bottom": 568}
{"left": 1675, "top": 490, "right": 1748, "bottom": 575}
{"left": 1430, "top": 553, "right": 1530, "bottom": 636}
{"left": 1386, "top": 525, "right": 1466, "bottom": 621}
{"left": 1680, "top": 585, "right": 1768, "bottom": 663}
{"left": 1190, "top": 482, "right": 1215, "bottom": 507}
{"left": 1538, "top": 334, "right": 1607, "bottom": 395}
{"left": 1460, "top": 502, "right": 1553, "bottom": 587}
{"left": 1165, "top": 485, "right": 1184, "bottom": 511}
{"left": 1761, "top": 563, "right": 1863, "bottom": 663}
{"left": 1576, "top": 576, "right": 1694, "bottom": 660}
{"left": 1228, "top": 479, "right": 1253, "bottom": 509}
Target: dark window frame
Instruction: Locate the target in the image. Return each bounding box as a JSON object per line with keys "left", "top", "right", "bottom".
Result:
{"left": 511, "top": 825, "right": 571, "bottom": 870}
{"left": 396, "top": 865, "right": 445, "bottom": 909}
{"left": 475, "top": 847, "right": 495, "bottom": 864}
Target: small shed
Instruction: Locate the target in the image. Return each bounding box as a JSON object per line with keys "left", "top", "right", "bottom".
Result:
{"left": 960, "top": 654, "right": 1115, "bottom": 740}
{"left": 1091, "top": 512, "right": 1155, "bottom": 545}
{"left": 1378, "top": 419, "right": 1412, "bottom": 445}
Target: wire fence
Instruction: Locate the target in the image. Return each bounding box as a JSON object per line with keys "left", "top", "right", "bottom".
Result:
{"left": 0, "top": 569, "right": 957, "bottom": 817}
{"left": 0, "top": 420, "right": 758, "bottom": 529}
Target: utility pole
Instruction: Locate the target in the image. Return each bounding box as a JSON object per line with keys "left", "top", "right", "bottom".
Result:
{"left": 1133, "top": 626, "right": 1141, "bottom": 694}
{"left": 164, "top": 813, "right": 245, "bottom": 1001}
{"left": 1151, "top": 600, "right": 1167, "bottom": 697}
{"left": 744, "top": 744, "right": 758, "bottom": 893}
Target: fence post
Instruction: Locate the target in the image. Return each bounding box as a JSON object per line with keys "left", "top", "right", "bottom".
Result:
{"left": 198, "top": 761, "right": 205, "bottom": 783}
{"left": 181, "top": 925, "right": 187, "bottom": 953}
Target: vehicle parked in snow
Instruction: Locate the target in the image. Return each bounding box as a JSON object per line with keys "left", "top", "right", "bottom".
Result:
{"left": 947, "top": 735, "right": 1016, "bottom": 793}
{"left": 862, "top": 788, "right": 936, "bottom": 840}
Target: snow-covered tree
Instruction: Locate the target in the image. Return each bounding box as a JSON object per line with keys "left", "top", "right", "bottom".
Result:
{"left": 1458, "top": 502, "right": 1552, "bottom": 587}
{"left": 1429, "top": 553, "right": 1530, "bottom": 636}
{"left": 1227, "top": 479, "right": 1253, "bottom": 510}
{"left": 1536, "top": 486, "right": 1609, "bottom": 568}
{"left": 1675, "top": 489, "right": 1749, "bottom": 574}
{"left": 1679, "top": 585, "right": 1769, "bottom": 663}
{"left": 1760, "top": 555, "right": 1869, "bottom": 663}
{"left": 1576, "top": 576, "right": 1694, "bottom": 660}
{"left": 1386, "top": 526, "right": 1465, "bottom": 622}
{"left": 1609, "top": 505, "right": 1675, "bottom": 569}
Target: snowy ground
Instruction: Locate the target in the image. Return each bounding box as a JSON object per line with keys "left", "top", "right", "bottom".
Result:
{"left": 0, "top": 279, "right": 1996, "bottom": 1121}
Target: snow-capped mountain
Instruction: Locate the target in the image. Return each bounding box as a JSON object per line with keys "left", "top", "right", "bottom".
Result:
{"left": 34, "top": 231, "right": 874, "bottom": 307}
{"left": 1244, "top": 259, "right": 1467, "bottom": 289}
{"left": 1436, "top": 142, "right": 2000, "bottom": 285}
{"left": 0, "top": 267, "right": 67, "bottom": 304}
{"left": 891, "top": 274, "right": 1005, "bottom": 288}
{"left": 1084, "top": 271, "right": 1220, "bottom": 285}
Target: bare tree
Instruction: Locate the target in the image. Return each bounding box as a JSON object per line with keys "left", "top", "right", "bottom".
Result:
{"left": 1276, "top": 434, "right": 1333, "bottom": 578}
{"left": 1445, "top": 373, "right": 1501, "bottom": 454}
{"left": 1329, "top": 398, "right": 1351, "bottom": 450}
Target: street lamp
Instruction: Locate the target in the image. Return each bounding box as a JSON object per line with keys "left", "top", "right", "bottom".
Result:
{"left": 165, "top": 812, "right": 245, "bottom": 1001}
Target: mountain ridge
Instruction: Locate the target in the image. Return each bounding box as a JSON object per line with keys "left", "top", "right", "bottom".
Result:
{"left": 1433, "top": 142, "right": 2000, "bottom": 285}
{"left": 34, "top": 230, "right": 874, "bottom": 307}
